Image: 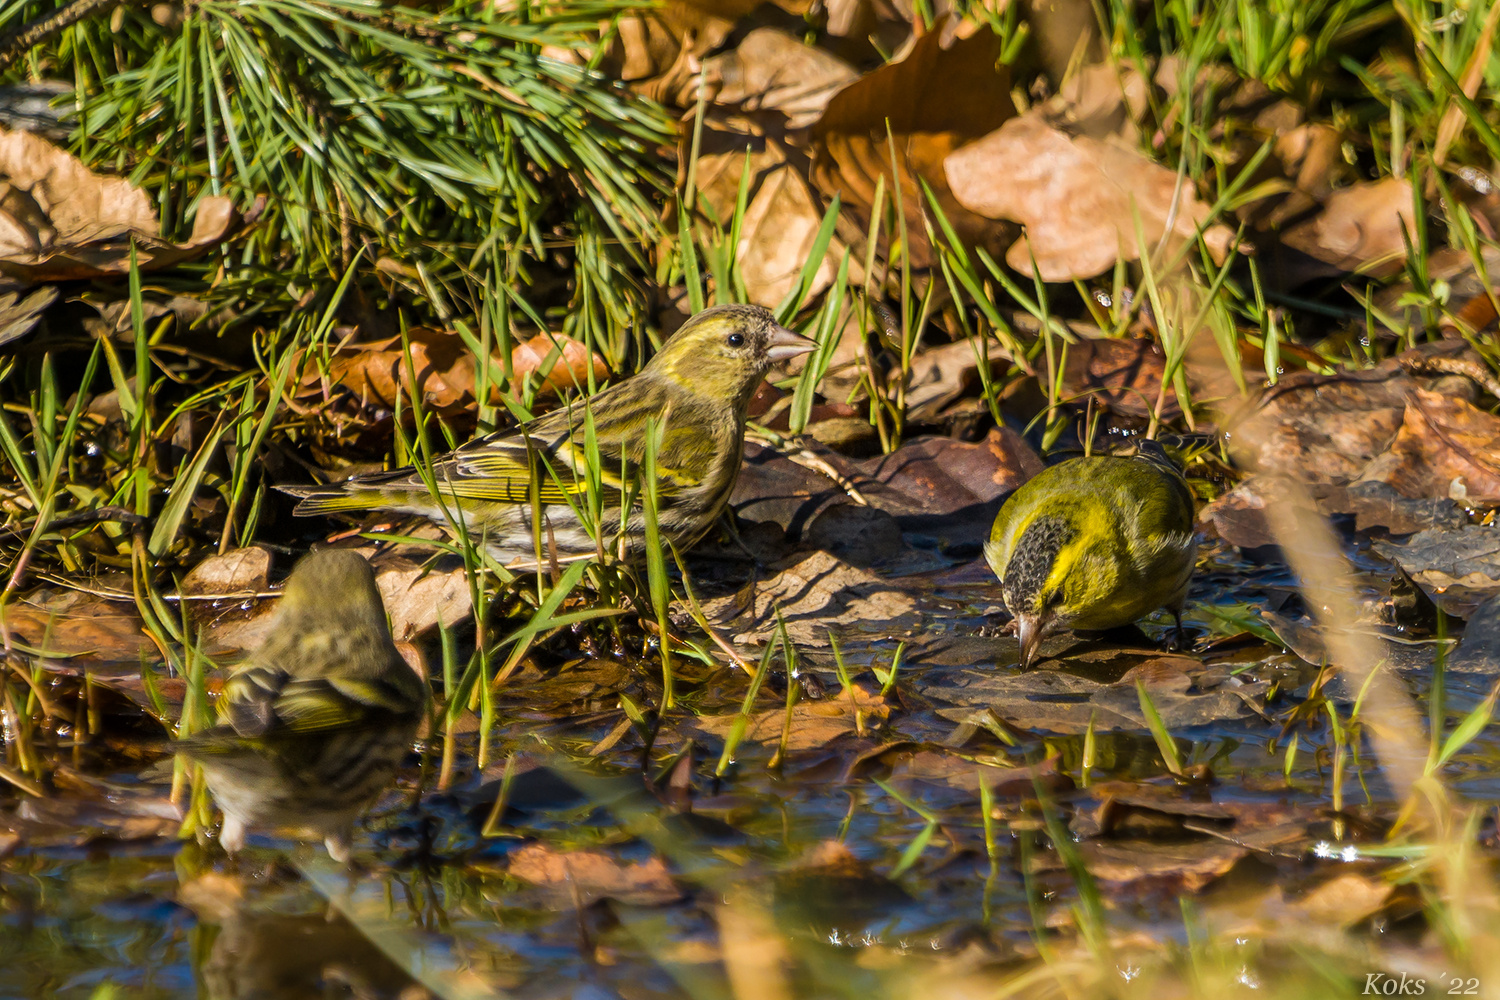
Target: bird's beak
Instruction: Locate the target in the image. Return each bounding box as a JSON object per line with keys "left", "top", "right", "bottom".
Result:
{"left": 766, "top": 324, "right": 818, "bottom": 362}
{"left": 1016, "top": 614, "right": 1043, "bottom": 670}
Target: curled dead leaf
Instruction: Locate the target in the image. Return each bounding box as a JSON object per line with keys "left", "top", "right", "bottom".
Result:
{"left": 0, "top": 126, "right": 236, "bottom": 292}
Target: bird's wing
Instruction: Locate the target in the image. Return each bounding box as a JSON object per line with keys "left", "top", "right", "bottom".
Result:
{"left": 218, "top": 665, "right": 287, "bottom": 738}
{"left": 438, "top": 390, "right": 692, "bottom": 505}
{"left": 264, "top": 674, "right": 419, "bottom": 735}
{"left": 439, "top": 431, "right": 660, "bottom": 506}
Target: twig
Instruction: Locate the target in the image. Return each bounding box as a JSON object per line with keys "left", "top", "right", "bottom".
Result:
{"left": 0, "top": 505, "right": 146, "bottom": 543}
{"left": 0, "top": 0, "right": 121, "bottom": 74}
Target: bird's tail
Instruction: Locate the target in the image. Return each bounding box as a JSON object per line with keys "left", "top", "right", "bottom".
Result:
{"left": 277, "top": 482, "right": 392, "bottom": 515}
{"left": 277, "top": 467, "right": 430, "bottom": 515}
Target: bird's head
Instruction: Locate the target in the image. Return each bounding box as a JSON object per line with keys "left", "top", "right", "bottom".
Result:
{"left": 645, "top": 304, "right": 816, "bottom": 405}
{"left": 987, "top": 512, "right": 1108, "bottom": 669}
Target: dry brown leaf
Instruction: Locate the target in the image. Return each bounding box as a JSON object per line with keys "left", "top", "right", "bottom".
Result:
{"left": 0, "top": 587, "right": 153, "bottom": 662}
{"left": 852, "top": 428, "right": 1043, "bottom": 515}
{"left": 919, "top": 655, "right": 1267, "bottom": 735}
{"left": 809, "top": 18, "right": 1015, "bottom": 267}
{"left": 733, "top": 428, "right": 1041, "bottom": 535}
{"left": 902, "top": 337, "right": 1015, "bottom": 423}
{"left": 183, "top": 547, "right": 272, "bottom": 595}
{"left": 686, "top": 114, "right": 850, "bottom": 307}
{"left": 1279, "top": 177, "right": 1415, "bottom": 276}
{"left": 298, "top": 326, "right": 478, "bottom": 418}
{"left": 1033, "top": 838, "right": 1247, "bottom": 891}
{"left": 1374, "top": 525, "right": 1500, "bottom": 593}
{"left": 510, "top": 332, "right": 610, "bottom": 396}
{"left": 1198, "top": 476, "right": 1313, "bottom": 550}
{"left": 13, "top": 794, "right": 181, "bottom": 845}
{"left": 1266, "top": 122, "right": 1345, "bottom": 221}
{"left": 372, "top": 557, "right": 473, "bottom": 641}
{"left": 698, "top": 549, "right": 923, "bottom": 645}
{"left": 1375, "top": 245, "right": 1500, "bottom": 335}
{"left": 0, "top": 285, "right": 57, "bottom": 346}
{"left": 892, "top": 749, "right": 1072, "bottom": 799}
{"left": 506, "top": 842, "right": 683, "bottom": 906}
{"left": 0, "top": 126, "right": 236, "bottom": 290}
{"left": 1232, "top": 342, "right": 1488, "bottom": 487}
{"left": 820, "top": 0, "right": 916, "bottom": 59}
{"left": 1051, "top": 61, "right": 1150, "bottom": 140}
{"left": 291, "top": 326, "right": 606, "bottom": 443}
{"left": 1358, "top": 388, "right": 1500, "bottom": 504}
{"left": 698, "top": 28, "right": 858, "bottom": 129}
{"left": 182, "top": 547, "right": 276, "bottom": 655}
{"left": 1056, "top": 336, "right": 1173, "bottom": 418}
{"left": 1234, "top": 371, "right": 1417, "bottom": 485}
{"left": 606, "top": 0, "right": 760, "bottom": 106}
{"left": 772, "top": 838, "right": 910, "bottom": 919}
{"left": 945, "top": 112, "right": 1237, "bottom": 280}
{"left": 0, "top": 127, "right": 155, "bottom": 244}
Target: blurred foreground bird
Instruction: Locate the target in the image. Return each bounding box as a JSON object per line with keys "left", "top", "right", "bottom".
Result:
{"left": 176, "top": 549, "right": 428, "bottom": 862}
{"left": 984, "top": 441, "right": 1197, "bottom": 670}
{"left": 281, "top": 304, "right": 816, "bottom": 565}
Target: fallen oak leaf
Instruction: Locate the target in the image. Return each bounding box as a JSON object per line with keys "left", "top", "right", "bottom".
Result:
{"left": 0, "top": 126, "right": 236, "bottom": 291}
{"left": 683, "top": 113, "right": 852, "bottom": 307}
{"left": 944, "top": 112, "right": 1238, "bottom": 281}
{"left": 1278, "top": 177, "right": 1416, "bottom": 277}
{"left": 809, "top": 16, "right": 1015, "bottom": 267}
{"left": 697, "top": 28, "right": 858, "bottom": 130}
{"left": 509, "top": 332, "right": 610, "bottom": 398}
{"left": 1358, "top": 388, "right": 1500, "bottom": 504}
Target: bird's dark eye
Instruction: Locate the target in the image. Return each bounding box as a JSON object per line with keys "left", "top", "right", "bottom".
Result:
{"left": 727, "top": 332, "right": 744, "bottom": 347}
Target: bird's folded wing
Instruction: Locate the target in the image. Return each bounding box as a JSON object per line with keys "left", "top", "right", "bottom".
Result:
{"left": 219, "top": 665, "right": 286, "bottom": 737}
{"left": 442, "top": 434, "right": 682, "bottom": 505}
{"left": 268, "top": 676, "right": 416, "bottom": 734}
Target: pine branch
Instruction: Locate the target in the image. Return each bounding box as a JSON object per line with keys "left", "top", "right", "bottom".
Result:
{"left": 0, "top": 0, "right": 123, "bottom": 74}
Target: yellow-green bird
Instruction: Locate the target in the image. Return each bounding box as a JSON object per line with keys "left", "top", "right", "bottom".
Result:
{"left": 280, "top": 304, "right": 815, "bottom": 565}
{"left": 984, "top": 441, "right": 1197, "bottom": 669}
{"left": 176, "top": 549, "right": 428, "bottom": 862}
